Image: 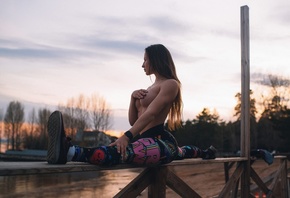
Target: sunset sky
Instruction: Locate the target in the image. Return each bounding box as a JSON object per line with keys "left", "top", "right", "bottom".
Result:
{"left": 1, "top": 0, "right": 290, "bottom": 136}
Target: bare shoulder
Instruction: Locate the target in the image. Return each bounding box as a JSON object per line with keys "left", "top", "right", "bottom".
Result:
{"left": 159, "top": 79, "right": 180, "bottom": 96}
{"left": 161, "top": 79, "right": 179, "bottom": 88}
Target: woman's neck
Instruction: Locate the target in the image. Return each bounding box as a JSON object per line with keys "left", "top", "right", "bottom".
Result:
{"left": 154, "top": 74, "right": 167, "bottom": 83}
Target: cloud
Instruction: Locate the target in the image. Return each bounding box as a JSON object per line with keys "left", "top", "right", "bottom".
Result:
{"left": 80, "top": 37, "right": 145, "bottom": 55}
{"left": 0, "top": 38, "right": 90, "bottom": 60}
{"left": 146, "top": 15, "right": 189, "bottom": 34}
{"left": 77, "top": 15, "right": 192, "bottom": 53}
{"left": 1, "top": 0, "right": 290, "bottom": 132}
{"left": 251, "top": 72, "right": 290, "bottom": 87}
{"left": 268, "top": 3, "right": 290, "bottom": 26}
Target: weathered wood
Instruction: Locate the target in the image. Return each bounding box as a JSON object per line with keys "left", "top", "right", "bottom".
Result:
{"left": 0, "top": 157, "right": 247, "bottom": 176}
{"left": 218, "top": 162, "right": 244, "bottom": 198}
{"left": 240, "top": 5, "right": 250, "bottom": 158}
{"left": 148, "top": 167, "right": 167, "bottom": 198}
{"left": 166, "top": 167, "right": 201, "bottom": 198}
{"left": 0, "top": 157, "right": 287, "bottom": 197}
{"left": 165, "top": 157, "right": 247, "bottom": 167}
{"left": 240, "top": 5, "right": 251, "bottom": 198}
{"left": 250, "top": 167, "right": 271, "bottom": 195}
{"left": 224, "top": 161, "right": 236, "bottom": 182}
{"left": 233, "top": 178, "right": 240, "bottom": 198}
{"left": 269, "top": 159, "right": 288, "bottom": 198}
{"left": 282, "top": 158, "right": 289, "bottom": 198}
{"left": 113, "top": 168, "right": 151, "bottom": 198}
{"left": 288, "top": 174, "right": 290, "bottom": 198}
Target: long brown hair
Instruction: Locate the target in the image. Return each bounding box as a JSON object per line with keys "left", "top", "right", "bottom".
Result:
{"left": 145, "top": 44, "right": 183, "bottom": 130}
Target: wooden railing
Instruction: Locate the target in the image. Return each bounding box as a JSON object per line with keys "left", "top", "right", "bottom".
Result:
{"left": 0, "top": 156, "right": 288, "bottom": 197}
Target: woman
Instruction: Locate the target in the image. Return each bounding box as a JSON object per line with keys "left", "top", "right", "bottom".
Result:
{"left": 47, "top": 44, "right": 216, "bottom": 166}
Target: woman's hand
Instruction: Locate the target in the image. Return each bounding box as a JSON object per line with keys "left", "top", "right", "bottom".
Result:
{"left": 132, "top": 89, "right": 148, "bottom": 99}
{"left": 109, "top": 135, "right": 130, "bottom": 160}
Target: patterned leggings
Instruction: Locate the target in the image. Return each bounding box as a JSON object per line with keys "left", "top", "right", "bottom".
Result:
{"left": 72, "top": 124, "right": 204, "bottom": 166}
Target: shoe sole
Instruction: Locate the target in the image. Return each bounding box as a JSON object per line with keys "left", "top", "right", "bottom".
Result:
{"left": 203, "top": 145, "right": 217, "bottom": 160}
{"left": 47, "top": 111, "right": 63, "bottom": 164}
{"left": 209, "top": 145, "right": 218, "bottom": 154}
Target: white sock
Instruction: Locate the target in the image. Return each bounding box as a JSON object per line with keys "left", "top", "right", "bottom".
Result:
{"left": 67, "top": 146, "right": 75, "bottom": 162}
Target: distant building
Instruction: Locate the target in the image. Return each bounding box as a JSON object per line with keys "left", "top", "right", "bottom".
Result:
{"left": 75, "top": 130, "right": 112, "bottom": 147}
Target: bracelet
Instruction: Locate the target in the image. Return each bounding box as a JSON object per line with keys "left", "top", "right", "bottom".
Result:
{"left": 124, "top": 131, "right": 134, "bottom": 141}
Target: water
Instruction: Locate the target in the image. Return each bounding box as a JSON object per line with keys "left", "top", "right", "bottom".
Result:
{"left": 0, "top": 142, "right": 147, "bottom": 197}
{"left": 0, "top": 168, "right": 145, "bottom": 198}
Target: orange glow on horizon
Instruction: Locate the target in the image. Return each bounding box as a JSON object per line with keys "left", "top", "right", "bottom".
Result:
{"left": 105, "top": 130, "right": 123, "bottom": 138}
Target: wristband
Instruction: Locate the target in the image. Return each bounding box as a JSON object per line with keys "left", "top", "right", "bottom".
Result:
{"left": 124, "top": 131, "right": 134, "bottom": 141}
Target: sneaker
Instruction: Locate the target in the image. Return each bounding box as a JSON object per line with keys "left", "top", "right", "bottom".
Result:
{"left": 202, "top": 145, "right": 217, "bottom": 160}
{"left": 250, "top": 149, "right": 273, "bottom": 165}
{"left": 47, "top": 111, "right": 71, "bottom": 164}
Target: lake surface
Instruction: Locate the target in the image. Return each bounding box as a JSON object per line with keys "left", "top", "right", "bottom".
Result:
{"left": 0, "top": 143, "right": 148, "bottom": 198}
{"left": 0, "top": 168, "right": 145, "bottom": 198}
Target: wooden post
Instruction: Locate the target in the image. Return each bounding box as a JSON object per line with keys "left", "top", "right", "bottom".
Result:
{"left": 240, "top": 5, "right": 251, "bottom": 197}
{"left": 148, "top": 167, "right": 167, "bottom": 198}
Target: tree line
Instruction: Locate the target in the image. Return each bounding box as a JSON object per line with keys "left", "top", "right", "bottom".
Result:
{"left": 0, "top": 93, "right": 111, "bottom": 150}
{"left": 171, "top": 101, "right": 290, "bottom": 154}
{"left": 172, "top": 74, "right": 290, "bottom": 153}
{"left": 0, "top": 74, "right": 289, "bottom": 153}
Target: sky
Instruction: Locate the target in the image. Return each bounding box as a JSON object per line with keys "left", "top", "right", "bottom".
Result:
{"left": 1, "top": 0, "right": 290, "bottom": 136}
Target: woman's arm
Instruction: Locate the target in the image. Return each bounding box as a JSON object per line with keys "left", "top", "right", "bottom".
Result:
{"left": 128, "top": 89, "right": 148, "bottom": 126}
{"left": 129, "top": 80, "right": 179, "bottom": 136}
{"left": 110, "top": 80, "right": 179, "bottom": 158}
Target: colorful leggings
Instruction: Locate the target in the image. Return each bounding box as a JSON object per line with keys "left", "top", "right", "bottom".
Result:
{"left": 72, "top": 124, "right": 204, "bottom": 166}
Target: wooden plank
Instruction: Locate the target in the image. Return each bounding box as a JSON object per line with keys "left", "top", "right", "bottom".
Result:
{"left": 233, "top": 178, "right": 240, "bottom": 198}
{"left": 224, "top": 161, "right": 236, "bottom": 182}
{"left": 224, "top": 162, "right": 230, "bottom": 182}
{"left": 1, "top": 156, "right": 280, "bottom": 178}
{"left": 218, "top": 162, "right": 244, "bottom": 198}
{"left": 0, "top": 157, "right": 248, "bottom": 176}
{"left": 250, "top": 171, "right": 276, "bottom": 192}
{"left": 148, "top": 167, "right": 167, "bottom": 198}
{"left": 166, "top": 157, "right": 247, "bottom": 167}
{"left": 240, "top": 5, "right": 250, "bottom": 158}
{"left": 166, "top": 168, "right": 201, "bottom": 198}
{"left": 250, "top": 167, "right": 270, "bottom": 195}
{"left": 113, "top": 168, "right": 151, "bottom": 198}
{"left": 269, "top": 159, "right": 286, "bottom": 198}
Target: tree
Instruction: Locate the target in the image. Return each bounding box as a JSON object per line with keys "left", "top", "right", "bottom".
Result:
{"left": 36, "top": 108, "right": 51, "bottom": 149}
{"left": 233, "top": 90, "right": 258, "bottom": 149}
{"left": 172, "top": 119, "right": 198, "bottom": 146}
{"left": 4, "top": 101, "right": 25, "bottom": 150}
{"left": 256, "top": 74, "right": 290, "bottom": 151}
{"left": 276, "top": 109, "right": 290, "bottom": 152}
{"left": 196, "top": 108, "right": 220, "bottom": 124}
{"left": 234, "top": 90, "right": 257, "bottom": 120}
{"left": 58, "top": 94, "right": 90, "bottom": 138}
{"left": 59, "top": 93, "right": 112, "bottom": 138}
{"left": 59, "top": 97, "right": 78, "bottom": 138}
{"left": 90, "top": 93, "right": 111, "bottom": 131}
{"left": 23, "top": 108, "right": 38, "bottom": 149}
{"left": 28, "top": 108, "right": 36, "bottom": 139}
{"left": 75, "top": 94, "right": 90, "bottom": 131}
{"left": 258, "top": 74, "right": 290, "bottom": 118}
{"left": 0, "top": 108, "right": 4, "bottom": 152}
{"left": 194, "top": 108, "right": 222, "bottom": 149}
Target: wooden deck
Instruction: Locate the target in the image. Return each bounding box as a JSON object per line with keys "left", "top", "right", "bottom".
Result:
{"left": 0, "top": 156, "right": 288, "bottom": 198}
{"left": 0, "top": 157, "right": 246, "bottom": 176}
